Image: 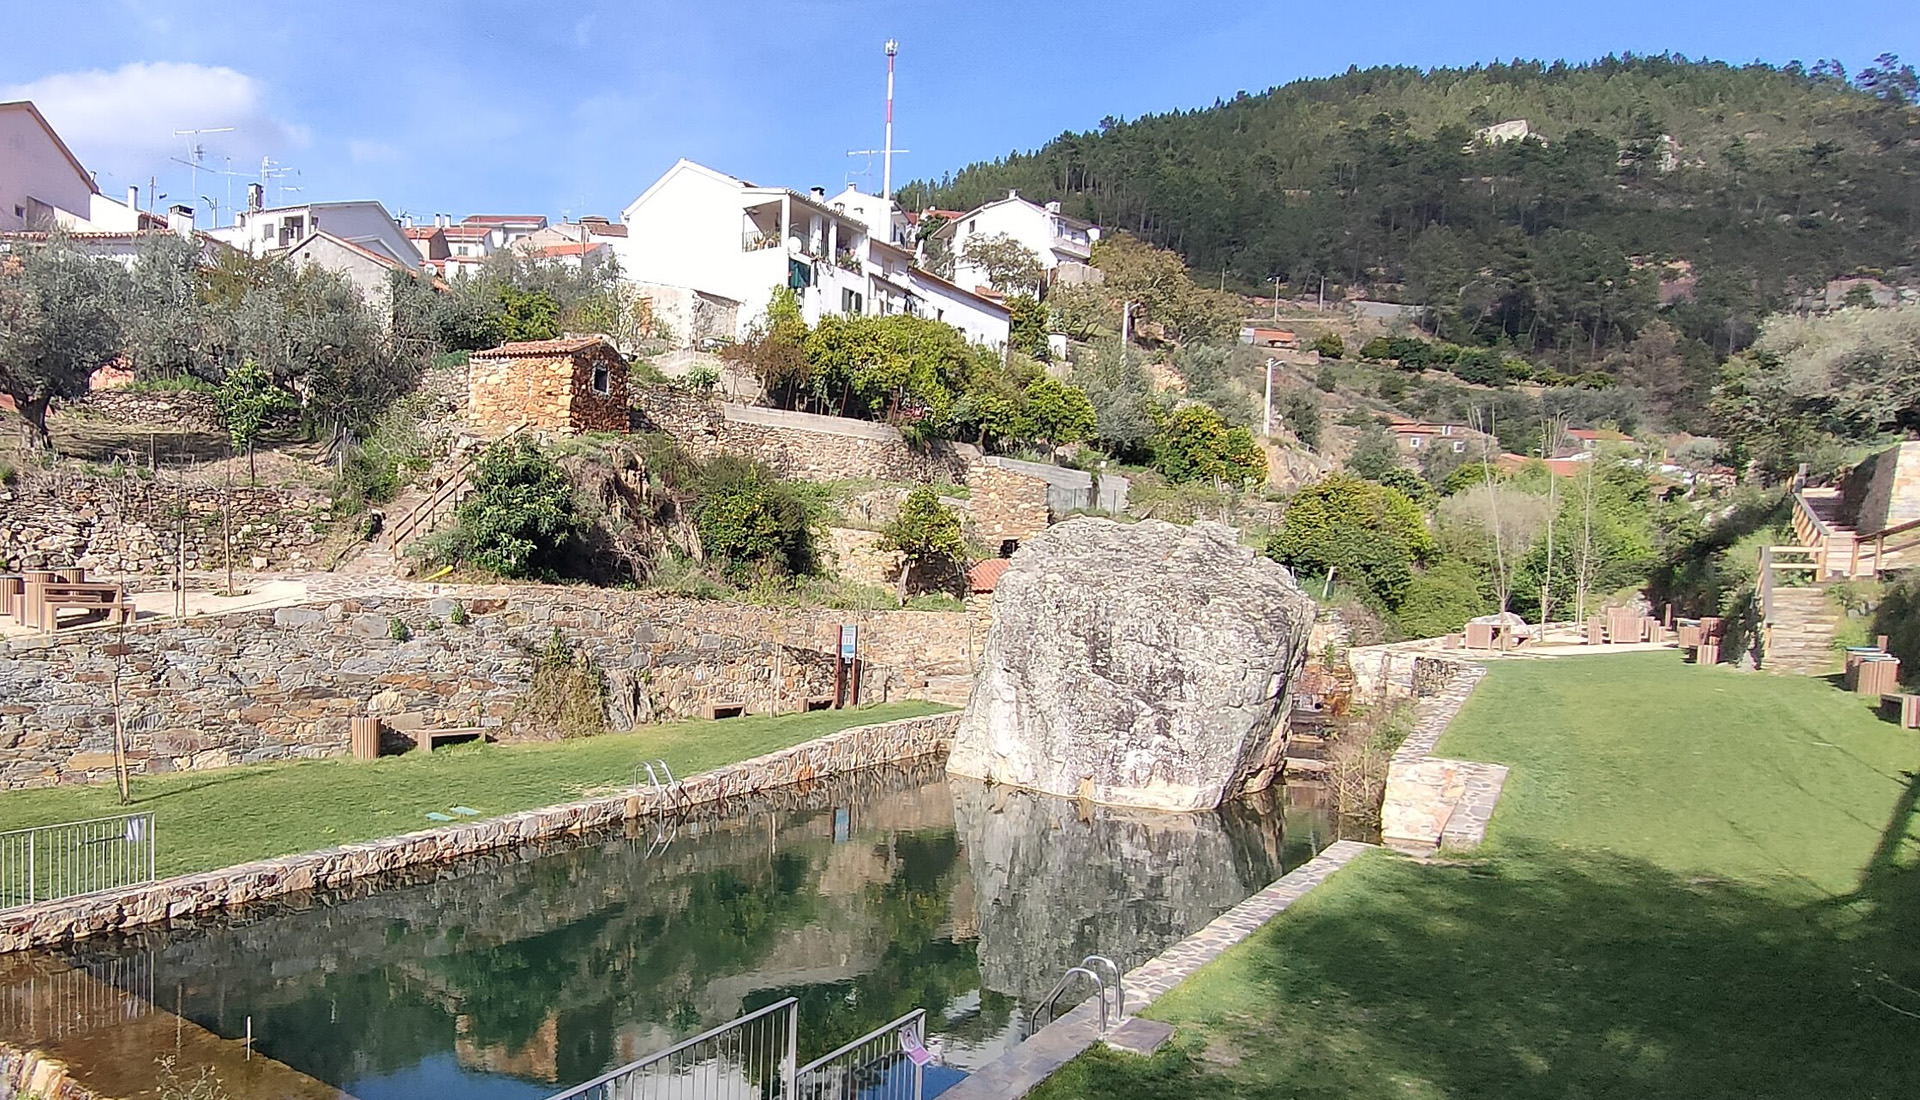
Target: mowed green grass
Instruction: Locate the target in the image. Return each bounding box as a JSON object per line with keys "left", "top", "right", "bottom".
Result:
{"left": 0, "top": 702, "right": 948, "bottom": 878}
{"left": 1033, "top": 653, "right": 1920, "bottom": 1100}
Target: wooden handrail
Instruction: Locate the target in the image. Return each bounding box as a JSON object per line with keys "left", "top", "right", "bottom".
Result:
{"left": 382, "top": 421, "right": 529, "bottom": 552}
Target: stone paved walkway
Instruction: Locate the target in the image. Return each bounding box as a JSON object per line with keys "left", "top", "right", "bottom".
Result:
{"left": 938, "top": 839, "right": 1375, "bottom": 1100}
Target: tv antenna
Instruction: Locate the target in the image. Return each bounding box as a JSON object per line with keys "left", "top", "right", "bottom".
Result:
{"left": 173, "top": 127, "right": 234, "bottom": 228}
{"left": 260, "top": 157, "right": 301, "bottom": 206}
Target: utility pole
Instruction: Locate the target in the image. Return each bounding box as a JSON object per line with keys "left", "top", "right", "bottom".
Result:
{"left": 1263, "top": 357, "right": 1277, "bottom": 439}
{"left": 1272, "top": 276, "right": 1281, "bottom": 321}
{"left": 882, "top": 39, "right": 899, "bottom": 199}
{"left": 1120, "top": 301, "right": 1133, "bottom": 351}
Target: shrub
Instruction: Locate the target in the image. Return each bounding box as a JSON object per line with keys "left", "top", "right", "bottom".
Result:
{"left": 1280, "top": 389, "right": 1322, "bottom": 450}
{"left": 331, "top": 399, "right": 432, "bottom": 515}
{"left": 680, "top": 364, "right": 720, "bottom": 394}
{"left": 1265, "top": 473, "right": 1432, "bottom": 608}
{"left": 1358, "top": 336, "right": 1396, "bottom": 361}
{"left": 512, "top": 628, "right": 607, "bottom": 739}
{"left": 1314, "top": 366, "right": 1338, "bottom": 393}
{"left": 387, "top": 618, "right": 413, "bottom": 642}
{"left": 0, "top": 459, "right": 14, "bottom": 488}
{"left": 1312, "top": 332, "right": 1346, "bottom": 360}
{"left": 447, "top": 601, "right": 470, "bottom": 626}
{"left": 1346, "top": 425, "right": 1400, "bottom": 480}
{"left": 1393, "top": 558, "right": 1493, "bottom": 639}
{"left": 445, "top": 438, "right": 580, "bottom": 578}
{"left": 694, "top": 457, "right": 818, "bottom": 580}
{"left": 1151, "top": 404, "right": 1267, "bottom": 486}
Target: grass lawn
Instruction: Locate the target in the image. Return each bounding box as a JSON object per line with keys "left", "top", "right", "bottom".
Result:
{"left": 0, "top": 702, "right": 948, "bottom": 879}
{"left": 1032, "top": 653, "right": 1920, "bottom": 1100}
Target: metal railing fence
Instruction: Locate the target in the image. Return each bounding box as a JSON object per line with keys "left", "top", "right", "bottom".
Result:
{"left": 795, "top": 1009, "right": 928, "bottom": 1100}
{"left": 0, "top": 812, "right": 156, "bottom": 909}
{"left": 0, "top": 953, "right": 156, "bottom": 1040}
{"left": 546, "top": 996, "right": 797, "bottom": 1100}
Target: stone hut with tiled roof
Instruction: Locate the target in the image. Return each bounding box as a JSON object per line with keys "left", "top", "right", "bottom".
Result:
{"left": 468, "top": 336, "right": 629, "bottom": 436}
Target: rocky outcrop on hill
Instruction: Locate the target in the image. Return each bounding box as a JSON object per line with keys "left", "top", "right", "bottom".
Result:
{"left": 947, "top": 517, "right": 1316, "bottom": 812}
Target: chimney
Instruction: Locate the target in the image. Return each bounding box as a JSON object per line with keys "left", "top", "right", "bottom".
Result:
{"left": 166, "top": 204, "right": 194, "bottom": 238}
{"left": 810, "top": 186, "right": 826, "bottom": 201}
{"left": 1045, "top": 200, "right": 1061, "bottom": 213}
{"left": 246, "top": 183, "right": 264, "bottom": 212}
{"left": 125, "top": 185, "right": 138, "bottom": 212}
{"left": 1008, "top": 189, "right": 1019, "bottom": 200}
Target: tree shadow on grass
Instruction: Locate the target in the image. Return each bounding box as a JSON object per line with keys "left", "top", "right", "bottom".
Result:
{"left": 1039, "top": 829, "right": 1920, "bottom": 1100}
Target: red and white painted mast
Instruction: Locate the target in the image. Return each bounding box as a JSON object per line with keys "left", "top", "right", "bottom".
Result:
{"left": 882, "top": 39, "right": 899, "bottom": 199}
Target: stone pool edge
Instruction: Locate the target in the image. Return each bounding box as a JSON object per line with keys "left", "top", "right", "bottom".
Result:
{"left": 940, "top": 660, "right": 1500, "bottom": 1100}
{"left": 0, "top": 711, "right": 959, "bottom": 953}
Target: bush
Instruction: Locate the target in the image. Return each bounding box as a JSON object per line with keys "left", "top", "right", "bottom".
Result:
{"left": 1312, "top": 332, "right": 1346, "bottom": 360}
{"left": 331, "top": 399, "right": 432, "bottom": 515}
{"left": 512, "top": 628, "right": 607, "bottom": 739}
{"left": 694, "top": 457, "right": 818, "bottom": 580}
{"left": 387, "top": 617, "right": 413, "bottom": 642}
{"left": 680, "top": 364, "right": 720, "bottom": 394}
{"left": 1280, "top": 389, "right": 1322, "bottom": 450}
{"left": 1151, "top": 404, "right": 1267, "bottom": 486}
{"left": 1358, "top": 336, "right": 1396, "bottom": 361}
{"left": 444, "top": 438, "right": 580, "bottom": 578}
{"left": 1346, "top": 425, "right": 1400, "bottom": 480}
{"left": 0, "top": 459, "right": 14, "bottom": 488}
{"left": 1392, "top": 558, "right": 1493, "bottom": 639}
{"left": 447, "top": 601, "right": 470, "bottom": 626}
{"left": 1266, "top": 473, "right": 1432, "bottom": 608}
{"left": 1314, "top": 366, "right": 1338, "bottom": 393}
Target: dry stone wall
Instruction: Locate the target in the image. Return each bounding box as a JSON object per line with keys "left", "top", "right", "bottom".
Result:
{"left": 0, "top": 712, "right": 958, "bottom": 952}
{"left": 0, "top": 587, "right": 979, "bottom": 789}
{"left": 0, "top": 469, "right": 330, "bottom": 575}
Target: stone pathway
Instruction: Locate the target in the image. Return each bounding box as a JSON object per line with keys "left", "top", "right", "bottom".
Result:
{"left": 938, "top": 840, "right": 1375, "bottom": 1100}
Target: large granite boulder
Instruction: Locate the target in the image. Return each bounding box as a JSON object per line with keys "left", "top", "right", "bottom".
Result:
{"left": 948, "top": 517, "right": 1316, "bottom": 811}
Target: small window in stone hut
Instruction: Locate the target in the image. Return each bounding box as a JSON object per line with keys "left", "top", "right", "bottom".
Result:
{"left": 592, "top": 364, "right": 610, "bottom": 396}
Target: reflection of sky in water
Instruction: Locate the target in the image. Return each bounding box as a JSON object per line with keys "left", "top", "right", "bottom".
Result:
{"left": 22, "top": 767, "right": 1344, "bottom": 1099}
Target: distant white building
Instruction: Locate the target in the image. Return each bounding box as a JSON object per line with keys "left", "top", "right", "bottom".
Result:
{"left": 826, "top": 184, "right": 912, "bottom": 249}
{"left": 461, "top": 213, "right": 548, "bottom": 249}
{"left": 283, "top": 229, "right": 423, "bottom": 314}
{"left": 209, "top": 193, "right": 418, "bottom": 268}
{"left": 933, "top": 190, "right": 1100, "bottom": 296}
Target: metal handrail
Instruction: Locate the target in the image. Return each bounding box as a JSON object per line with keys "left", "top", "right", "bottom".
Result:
{"left": 546, "top": 996, "right": 798, "bottom": 1100}
{"left": 1081, "top": 955, "right": 1126, "bottom": 1022}
{"left": 796, "top": 1007, "right": 927, "bottom": 1075}
{"left": 1032, "top": 966, "right": 1110, "bottom": 1037}
{"left": 0, "top": 812, "right": 156, "bottom": 909}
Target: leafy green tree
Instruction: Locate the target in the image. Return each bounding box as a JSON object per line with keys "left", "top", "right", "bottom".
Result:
{"left": 494, "top": 286, "right": 561, "bottom": 343}
{"left": 694, "top": 457, "right": 817, "bottom": 580}
{"left": 1007, "top": 293, "right": 1050, "bottom": 359}
{"left": 1091, "top": 234, "right": 1238, "bottom": 346}
{"left": 0, "top": 240, "right": 126, "bottom": 449}
{"left": 959, "top": 233, "right": 1044, "bottom": 295}
{"left": 1265, "top": 473, "right": 1433, "bottom": 608}
{"left": 1393, "top": 558, "right": 1493, "bottom": 639}
{"left": 1068, "top": 340, "right": 1159, "bottom": 457}
{"left": 1022, "top": 376, "right": 1097, "bottom": 448}
{"left": 724, "top": 288, "right": 811, "bottom": 409}
{"left": 1280, "top": 388, "right": 1322, "bottom": 449}
{"left": 875, "top": 485, "right": 968, "bottom": 599}
{"left": 120, "top": 233, "right": 209, "bottom": 380}
{"left": 1312, "top": 332, "right": 1346, "bottom": 360}
{"left": 449, "top": 438, "right": 580, "bottom": 578}
{"left": 1346, "top": 425, "right": 1401, "bottom": 479}
{"left": 803, "top": 313, "right": 981, "bottom": 427}
{"left": 1151, "top": 404, "right": 1267, "bottom": 486}
{"left": 215, "top": 357, "right": 294, "bottom": 481}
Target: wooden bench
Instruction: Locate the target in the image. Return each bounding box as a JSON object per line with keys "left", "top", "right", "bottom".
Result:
{"left": 1880, "top": 692, "right": 1920, "bottom": 729}
{"left": 414, "top": 726, "right": 488, "bottom": 752}
{"left": 23, "top": 580, "right": 131, "bottom": 630}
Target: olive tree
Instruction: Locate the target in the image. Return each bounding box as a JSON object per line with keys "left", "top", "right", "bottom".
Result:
{"left": 0, "top": 242, "right": 125, "bottom": 449}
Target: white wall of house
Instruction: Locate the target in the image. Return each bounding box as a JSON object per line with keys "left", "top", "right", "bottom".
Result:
{"left": 616, "top": 159, "right": 872, "bottom": 341}
{"left": 284, "top": 232, "right": 404, "bottom": 315}
{"left": 907, "top": 269, "right": 1010, "bottom": 349}
{"left": 945, "top": 192, "right": 1097, "bottom": 295}
{"left": 828, "top": 185, "right": 909, "bottom": 248}
{"left": 211, "top": 200, "right": 416, "bottom": 266}
{"left": 0, "top": 102, "right": 97, "bottom": 232}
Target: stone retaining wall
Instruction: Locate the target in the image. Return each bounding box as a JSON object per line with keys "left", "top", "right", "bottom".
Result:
{"left": 0, "top": 1044, "right": 99, "bottom": 1100}
{"left": 0, "top": 469, "right": 330, "bottom": 575}
{"left": 0, "top": 588, "right": 980, "bottom": 789}
{"left": 0, "top": 712, "right": 958, "bottom": 952}
{"left": 1378, "top": 663, "right": 1509, "bottom": 851}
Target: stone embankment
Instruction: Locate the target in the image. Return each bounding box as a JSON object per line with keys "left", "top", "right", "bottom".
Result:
{"left": 1378, "top": 663, "right": 1505, "bottom": 850}
{"left": 0, "top": 712, "right": 958, "bottom": 953}
{"left": 0, "top": 468, "right": 329, "bottom": 575}
{"left": 0, "top": 587, "right": 984, "bottom": 789}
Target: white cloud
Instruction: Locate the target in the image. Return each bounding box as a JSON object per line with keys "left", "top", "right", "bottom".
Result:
{"left": 0, "top": 62, "right": 305, "bottom": 181}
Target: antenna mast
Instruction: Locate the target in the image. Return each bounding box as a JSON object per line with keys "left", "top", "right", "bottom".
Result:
{"left": 882, "top": 39, "right": 898, "bottom": 199}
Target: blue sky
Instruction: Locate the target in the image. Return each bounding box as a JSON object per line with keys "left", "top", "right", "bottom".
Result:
{"left": 3, "top": 0, "right": 1914, "bottom": 228}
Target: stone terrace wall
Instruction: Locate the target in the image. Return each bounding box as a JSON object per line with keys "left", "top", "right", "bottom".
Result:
{"left": 0, "top": 469, "right": 330, "bottom": 575}
{"left": 0, "top": 712, "right": 959, "bottom": 952}
{"left": 0, "top": 587, "right": 980, "bottom": 789}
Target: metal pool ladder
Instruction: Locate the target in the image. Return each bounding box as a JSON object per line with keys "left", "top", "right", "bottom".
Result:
{"left": 1030, "top": 954, "right": 1126, "bottom": 1038}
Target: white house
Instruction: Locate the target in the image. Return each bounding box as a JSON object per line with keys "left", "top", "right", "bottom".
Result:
{"left": 0, "top": 100, "right": 97, "bottom": 232}
{"left": 282, "top": 229, "right": 424, "bottom": 314}
{"left": 935, "top": 190, "right": 1100, "bottom": 296}
{"left": 461, "top": 213, "right": 547, "bottom": 249}
{"left": 826, "top": 184, "right": 912, "bottom": 249}
{"left": 905, "top": 265, "right": 1012, "bottom": 348}
{"left": 613, "top": 159, "right": 878, "bottom": 338}
{"left": 210, "top": 194, "right": 418, "bottom": 267}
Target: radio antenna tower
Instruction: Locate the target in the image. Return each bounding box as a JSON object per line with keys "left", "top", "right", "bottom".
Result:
{"left": 882, "top": 39, "right": 899, "bottom": 198}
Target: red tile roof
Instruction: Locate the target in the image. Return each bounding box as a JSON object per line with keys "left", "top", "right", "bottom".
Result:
{"left": 462, "top": 214, "right": 547, "bottom": 226}
{"left": 967, "top": 558, "right": 1011, "bottom": 594}
{"left": 1567, "top": 428, "right": 1632, "bottom": 442}
{"left": 475, "top": 336, "right": 618, "bottom": 358}
{"left": 402, "top": 226, "right": 442, "bottom": 239}
{"left": 531, "top": 241, "right": 603, "bottom": 258}
{"left": 440, "top": 225, "right": 493, "bottom": 240}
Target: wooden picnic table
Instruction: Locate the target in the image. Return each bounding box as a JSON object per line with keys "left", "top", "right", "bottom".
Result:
{"left": 22, "top": 578, "right": 131, "bottom": 631}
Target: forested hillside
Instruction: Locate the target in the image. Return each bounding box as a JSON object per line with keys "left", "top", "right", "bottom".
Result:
{"left": 901, "top": 55, "right": 1920, "bottom": 370}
